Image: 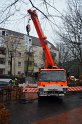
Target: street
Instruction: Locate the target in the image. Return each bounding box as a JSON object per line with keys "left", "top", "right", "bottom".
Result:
{"left": 6, "top": 92, "right": 82, "bottom": 124}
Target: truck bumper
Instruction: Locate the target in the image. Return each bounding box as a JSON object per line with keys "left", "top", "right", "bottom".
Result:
{"left": 38, "top": 86, "right": 68, "bottom": 97}
{"left": 38, "top": 93, "right": 64, "bottom": 97}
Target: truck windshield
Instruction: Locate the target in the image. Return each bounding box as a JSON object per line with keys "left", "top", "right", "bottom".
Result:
{"left": 39, "top": 70, "right": 66, "bottom": 82}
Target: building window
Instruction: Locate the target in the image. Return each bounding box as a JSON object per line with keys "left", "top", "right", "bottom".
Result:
{"left": 52, "top": 53, "right": 56, "bottom": 59}
{"left": 54, "top": 53, "right": 56, "bottom": 57}
{"left": 18, "top": 71, "right": 21, "bottom": 74}
{"left": 34, "top": 63, "right": 37, "bottom": 67}
{"left": 8, "top": 60, "right": 10, "bottom": 65}
{"left": 8, "top": 71, "right": 10, "bottom": 75}
{"left": 18, "top": 52, "right": 21, "bottom": 57}
{"left": 2, "top": 31, "right": 6, "bottom": 36}
{"left": 18, "top": 62, "right": 21, "bottom": 67}
{"left": 0, "top": 50, "right": 5, "bottom": 55}
{"left": 29, "top": 61, "right": 33, "bottom": 66}
{"left": 0, "top": 59, "right": 5, "bottom": 64}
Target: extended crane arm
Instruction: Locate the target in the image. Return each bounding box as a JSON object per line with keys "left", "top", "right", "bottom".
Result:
{"left": 28, "top": 9, "right": 57, "bottom": 68}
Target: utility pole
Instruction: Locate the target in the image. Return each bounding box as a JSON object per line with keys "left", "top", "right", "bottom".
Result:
{"left": 9, "top": 50, "right": 13, "bottom": 76}
{"left": 26, "top": 18, "right": 31, "bottom": 76}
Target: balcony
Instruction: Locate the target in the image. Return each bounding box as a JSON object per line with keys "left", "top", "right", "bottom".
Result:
{"left": 0, "top": 64, "right": 5, "bottom": 68}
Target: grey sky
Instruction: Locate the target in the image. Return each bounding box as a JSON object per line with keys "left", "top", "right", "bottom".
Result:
{"left": 0, "top": 0, "right": 66, "bottom": 45}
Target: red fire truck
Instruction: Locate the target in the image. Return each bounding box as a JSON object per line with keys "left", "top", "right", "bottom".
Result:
{"left": 28, "top": 9, "right": 68, "bottom": 98}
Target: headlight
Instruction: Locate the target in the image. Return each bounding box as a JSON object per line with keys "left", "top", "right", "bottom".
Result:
{"left": 39, "top": 88, "right": 44, "bottom": 92}
{"left": 63, "top": 88, "right": 67, "bottom": 93}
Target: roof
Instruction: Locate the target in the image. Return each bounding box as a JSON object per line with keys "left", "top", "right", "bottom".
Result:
{"left": 30, "top": 36, "right": 41, "bottom": 46}
{"left": 30, "top": 35, "right": 58, "bottom": 50}
{"left": 0, "top": 27, "right": 23, "bottom": 37}
{"left": 0, "top": 27, "right": 57, "bottom": 50}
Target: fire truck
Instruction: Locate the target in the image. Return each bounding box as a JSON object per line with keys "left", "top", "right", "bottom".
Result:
{"left": 28, "top": 9, "right": 68, "bottom": 98}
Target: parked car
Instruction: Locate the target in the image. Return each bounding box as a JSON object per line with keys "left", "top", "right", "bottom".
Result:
{"left": 0, "top": 79, "right": 12, "bottom": 90}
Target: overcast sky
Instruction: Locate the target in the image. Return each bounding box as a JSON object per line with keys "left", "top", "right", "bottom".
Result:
{"left": 0, "top": 0, "right": 66, "bottom": 45}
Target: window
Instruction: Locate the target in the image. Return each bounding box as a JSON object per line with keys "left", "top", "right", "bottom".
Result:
{"left": 28, "top": 38, "right": 32, "bottom": 46}
{"left": 0, "top": 59, "right": 5, "bottom": 64}
{"left": 8, "top": 60, "right": 10, "bottom": 65}
{"left": 8, "top": 71, "right": 10, "bottom": 75}
{"left": 34, "top": 63, "right": 37, "bottom": 67}
{"left": 54, "top": 53, "right": 56, "bottom": 57}
{"left": 29, "top": 38, "right": 32, "bottom": 41}
{"left": 18, "top": 52, "right": 21, "bottom": 57}
{"left": 29, "top": 61, "right": 33, "bottom": 66}
{"left": 18, "top": 71, "right": 21, "bottom": 74}
{"left": 0, "top": 50, "right": 5, "bottom": 55}
{"left": 39, "top": 70, "right": 66, "bottom": 82}
{"left": 2, "top": 31, "right": 6, "bottom": 36}
{"left": 18, "top": 62, "right": 21, "bottom": 67}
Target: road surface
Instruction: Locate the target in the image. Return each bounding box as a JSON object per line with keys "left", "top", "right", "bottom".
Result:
{"left": 6, "top": 92, "right": 82, "bottom": 124}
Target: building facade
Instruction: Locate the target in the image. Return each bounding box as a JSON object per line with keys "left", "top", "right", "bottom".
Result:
{"left": 0, "top": 28, "right": 59, "bottom": 76}
{"left": 0, "top": 47, "right": 6, "bottom": 74}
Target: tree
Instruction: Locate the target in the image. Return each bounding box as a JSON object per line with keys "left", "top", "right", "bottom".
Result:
{"left": 56, "top": 42, "right": 73, "bottom": 65}
{"left": 2, "top": 34, "right": 21, "bottom": 75}
{"left": 58, "top": 0, "right": 82, "bottom": 63}
{"left": 56, "top": 0, "right": 82, "bottom": 76}
{"left": 0, "top": 0, "right": 65, "bottom": 39}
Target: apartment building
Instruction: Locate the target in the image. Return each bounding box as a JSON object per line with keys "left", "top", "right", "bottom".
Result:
{"left": 0, "top": 28, "right": 59, "bottom": 76}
